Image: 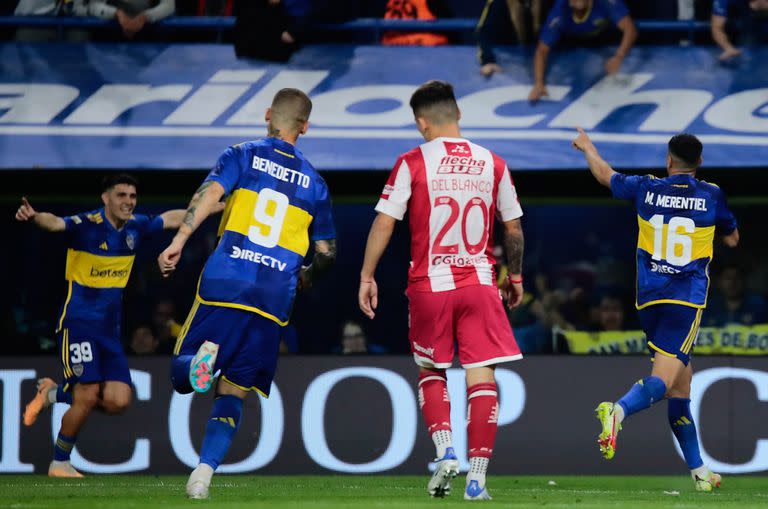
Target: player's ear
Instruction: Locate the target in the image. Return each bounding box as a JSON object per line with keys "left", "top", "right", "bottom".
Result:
{"left": 300, "top": 120, "right": 309, "bottom": 136}
{"left": 416, "top": 116, "right": 428, "bottom": 133}
{"left": 696, "top": 156, "right": 703, "bottom": 168}
{"left": 456, "top": 107, "right": 462, "bottom": 122}
{"left": 264, "top": 107, "right": 272, "bottom": 124}
{"left": 101, "top": 191, "right": 109, "bottom": 206}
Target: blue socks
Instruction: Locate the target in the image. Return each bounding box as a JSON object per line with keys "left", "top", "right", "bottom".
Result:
{"left": 617, "top": 376, "right": 667, "bottom": 418}
{"left": 54, "top": 433, "right": 76, "bottom": 461}
{"left": 171, "top": 355, "right": 194, "bottom": 394}
{"left": 668, "top": 398, "right": 704, "bottom": 469}
{"left": 199, "top": 395, "right": 243, "bottom": 470}
{"left": 56, "top": 385, "right": 73, "bottom": 405}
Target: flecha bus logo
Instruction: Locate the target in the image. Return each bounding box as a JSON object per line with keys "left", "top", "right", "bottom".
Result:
{"left": 444, "top": 142, "right": 471, "bottom": 157}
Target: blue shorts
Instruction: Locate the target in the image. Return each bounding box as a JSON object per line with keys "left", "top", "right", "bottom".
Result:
{"left": 173, "top": 300, "right": 281, "bottom": 397}
{"left": 638, "top": 304, "right": 703, "bottom": 366}
{"left": 57, "top": 327, "right": 131, "bottom": 391}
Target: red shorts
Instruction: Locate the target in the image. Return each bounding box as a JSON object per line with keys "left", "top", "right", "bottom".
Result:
{"left": 407, "top": 284, "right": 522, "bottom": 369}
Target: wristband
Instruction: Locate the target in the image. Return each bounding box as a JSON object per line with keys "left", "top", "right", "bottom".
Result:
{"left": 506, "top": 275, "right": 523, "bottom": 284}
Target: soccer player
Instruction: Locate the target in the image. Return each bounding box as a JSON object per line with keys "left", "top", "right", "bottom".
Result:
{"left": 528, "top": 0, "right": 637, "bottom": 102}
{"left": 572, "top": 129, "right": 739, "bottom": 491}
{"left": 158, "top": 88, "right": 336, "bottom": 499}
{"left": 16, "top": 175, "right": 188, "bottom": 477}
{"left": 358, "top": 80, "right": 525, "bottom": 500}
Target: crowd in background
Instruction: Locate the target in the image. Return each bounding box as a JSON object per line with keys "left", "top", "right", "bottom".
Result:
{"left": 4, "top": 1, "right": 767, "bottom": 65}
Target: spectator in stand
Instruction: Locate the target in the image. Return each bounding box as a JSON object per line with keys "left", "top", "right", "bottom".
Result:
{"left": 130, "top": 326, "right": 159, "bottom": 355}
{"left": 381, "top": 0, "right": 451, "bottom": 46}
{"left": 529, "top": 0, "right": 637, "bottom": 102}
{"left": 233, "top": 0, "right": 310, "bottom": 61}
{"left": 151, "top": 299, "right": 181, "bottom": 354}
{"left": 704, "top": 264, "right": 768, "bottom": 326}
{"left": 336, "top": 321, "right": 387, "bottom": 354}
{"left": 88, "top": 0, "right": 175, "bottom": 38}
{"left": 477, "top": 0, "right": 544, "bottom": 77}
{"left": 14, "top": 0, "right": 89, "bottom": 41}
{"left": 593, "top": 294, "right": 626, "bottom": 331}
{"left": 711, "top": 0, "right": 768, "bottom": 62}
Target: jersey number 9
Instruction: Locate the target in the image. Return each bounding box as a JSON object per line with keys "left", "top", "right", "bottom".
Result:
{"left": 248, "top": 189, "right": 289, "bottom": 248}
{"left": 649, "top": 214, "right": 694, "bottom": 266}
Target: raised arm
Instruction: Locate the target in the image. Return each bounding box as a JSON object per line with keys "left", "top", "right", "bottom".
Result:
{"left": 502, "top": 218, "right": 525, "bottom": 309}
{"left": 572, "top": 128, "right": 616, "bottom": 188}
{"left": 358, "top": 213, "right": 398, "bottom": 319}
{"left": 160, "top": 201, "right": 225, "bottom": 230}
{"left": 605, "top": 16, "right": 637, "bottom": 75}
{"left": 158, "top": 181, "right": 225, "bottom": 277}
{"left": 15, "top": 197, "right": 66, "bottom": 232}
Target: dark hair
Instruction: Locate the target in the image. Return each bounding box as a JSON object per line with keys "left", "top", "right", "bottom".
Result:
{"left": 101, "top": 173, "right": 138, "bottom": 193}
{"left": 409, "top": 80, "right": 459, "bottom": 124}
{"left": 668, "top": 133, "right": 703, "bottom": 168}
{"left": 271, "top": 88, "right": 313, "bottom": 131}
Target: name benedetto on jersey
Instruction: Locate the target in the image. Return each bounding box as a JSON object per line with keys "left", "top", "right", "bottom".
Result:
{"left": 611, "top": 172, "right": 737, "bottom": 309}
{"left": 197, "top": 138, "right": 336, "bottom": 326}
{"left": 376, "top": 137, "right": 523, "bottom": 293}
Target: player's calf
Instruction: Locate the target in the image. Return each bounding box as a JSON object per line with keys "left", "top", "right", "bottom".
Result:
{"left": 465, "top": 382, "right": 498, "bottom": 499}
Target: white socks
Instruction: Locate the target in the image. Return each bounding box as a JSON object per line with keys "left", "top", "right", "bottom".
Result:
{"left": 467, "top": 456, "right": 489, "bottom": 487}
{"left": 613, "top": 402, "right": 626, "bottom": 424}
{"left": 189, "top": 463, "right": 214, "bottom": 486}
{"left": 432, "top": 429, "right": 453, "bottom": 459}
{"left": 691, "top": 465, "right": 710, "bottom": 479}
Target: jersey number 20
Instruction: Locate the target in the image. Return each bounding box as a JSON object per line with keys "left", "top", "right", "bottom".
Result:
{"left": 649, "top": 214, "right": 694, "bottom": 266}
{"left": 248, "top": 189, "right": 289, "bottom": 248}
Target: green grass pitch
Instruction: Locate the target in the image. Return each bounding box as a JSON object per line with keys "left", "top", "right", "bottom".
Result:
{"left": 1, "top": 475, "right": 767, "bottom": 508}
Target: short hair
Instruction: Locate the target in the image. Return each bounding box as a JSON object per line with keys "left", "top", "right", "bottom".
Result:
{"left": 409, "top": 80, "right": 460, "bottom": 125}
{"left": 668, "top": 133, "right": 703, "bottom": 168}
{"left": 102, "top": 173, "right": 138, "bottom": 193}
{"left": 270, "top": 88, "right": 312, "bottom": 133}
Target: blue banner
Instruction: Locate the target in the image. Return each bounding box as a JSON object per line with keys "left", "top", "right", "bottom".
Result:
{"left": 0, "top": 43, "right": 765, "bottom": 170}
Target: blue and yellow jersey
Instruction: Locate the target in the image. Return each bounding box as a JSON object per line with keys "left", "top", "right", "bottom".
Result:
{"left": 58, "top": 208, "right": 164, "bottom": 337}
{"left": 196, "top": 137, "right": 336, "bottom": 326}
{"left": 540, "top": 0, "right": 629, "bottom": 47}
{"left": 611, "top": 173, "right": 737, "bottom": 310}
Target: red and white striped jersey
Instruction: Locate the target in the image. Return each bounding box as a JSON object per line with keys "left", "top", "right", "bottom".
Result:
{"left": 376, "top": 137, "right": 523, "bottom": 292}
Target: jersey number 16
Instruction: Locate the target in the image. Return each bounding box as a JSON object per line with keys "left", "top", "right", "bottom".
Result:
{"left": 649, "top": 214, "right": 695, "bottom": 266}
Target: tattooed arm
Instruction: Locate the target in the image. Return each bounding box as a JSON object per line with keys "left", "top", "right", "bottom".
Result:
{"left": 502, "top": 218, "right": 525, "bottom": 309}
{"left": 158, "top": 180, "right": 225, "bottom": 277}
{"left": 299, "top": 239, "right": 337, "bottom": 290}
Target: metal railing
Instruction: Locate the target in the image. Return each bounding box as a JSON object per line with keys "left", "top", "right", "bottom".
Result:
{"left": 1, "top": 16, "right": 712, "bottom": 42}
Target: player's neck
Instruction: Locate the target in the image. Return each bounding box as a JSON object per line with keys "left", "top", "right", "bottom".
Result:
{"left": 104, "top": 209, "right": 127, "bottom": 230}
{"left": 668, "top": 168, "right": 696, "bottom": 177}
{"left": 267, "top": 125, "right": 298, "bottom": 146}
{"left": 424, "top": 125, "right": 462, "bottom": 142}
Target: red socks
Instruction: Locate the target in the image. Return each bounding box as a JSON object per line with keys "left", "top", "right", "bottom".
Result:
{"left": 418, "top": 372, "right": 452, "bottom": 434}
{"left": 467, "top": 382, "right": 499, "bottom": 459}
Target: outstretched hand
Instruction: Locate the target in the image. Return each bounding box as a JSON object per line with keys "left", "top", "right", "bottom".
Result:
{"left": 572, "top": 127, "right": 594, "bottom": 153}
{"left": 15, "top": 197, "right": 36, "bottom": 221}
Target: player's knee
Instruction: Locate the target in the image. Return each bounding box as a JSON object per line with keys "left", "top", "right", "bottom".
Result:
{"left": 74, "top": 387, "right": 100, "bottom": 409}
{"left": 102, "top": 396, "right": 131, "bottom": 414}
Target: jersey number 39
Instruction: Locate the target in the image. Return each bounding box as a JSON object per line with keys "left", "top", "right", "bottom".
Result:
{"left": 248, "top": 189, "right": 289, "bottom": 248}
